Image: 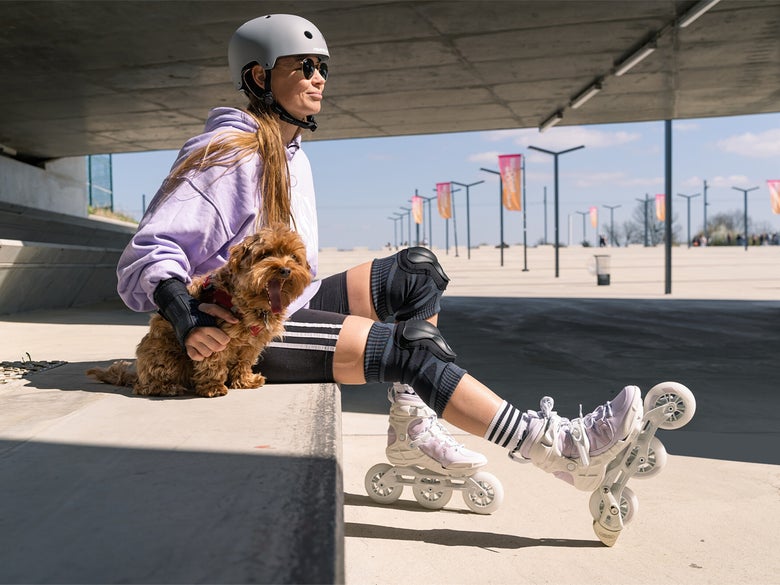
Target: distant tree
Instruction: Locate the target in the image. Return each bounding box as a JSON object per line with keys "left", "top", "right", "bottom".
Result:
{"left": 622, "top": 201, "right": 680, "bottom": 246}
{"left": 702, "top": 209, "right": 766, "bottom": 245}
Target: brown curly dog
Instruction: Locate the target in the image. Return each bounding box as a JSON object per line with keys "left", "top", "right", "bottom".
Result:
{"left": 88, "top": 224, "right": 311, "bottom": 397}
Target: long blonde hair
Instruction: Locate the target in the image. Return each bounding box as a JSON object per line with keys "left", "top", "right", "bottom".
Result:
{"left": 158, "top": 98, "right": 294, "bottom": 230}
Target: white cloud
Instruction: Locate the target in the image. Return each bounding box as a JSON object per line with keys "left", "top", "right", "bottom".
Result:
{"left": 467, "top": 150, "right": 502, "bottom": 164}
{"left": 571, "top": 171, "right": 662, "bottom": 189}
{"left": 674, "top": 121, "right": 700, "bottom": 132}
{"left": 482, "top": 126, "right": 641, "bottom": 150}
{"left": 715, "top": 128, "right": 780, "bottom": 159}
{"left": 707, "top": 175, "right": 753, "bottom": 189}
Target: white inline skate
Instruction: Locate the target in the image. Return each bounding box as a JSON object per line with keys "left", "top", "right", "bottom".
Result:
{"left": 364, "top": 384, "right": 504, "bottom": 514}
{"left": 510, "top": 382, "right": 696, "bottom": 546}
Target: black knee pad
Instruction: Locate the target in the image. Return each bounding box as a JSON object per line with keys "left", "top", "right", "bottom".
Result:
{"left": 363, "top": 321, "right": 466, "bottom": 416}
{"left": 370, "top": 247, "right": 450, "bottom": 321}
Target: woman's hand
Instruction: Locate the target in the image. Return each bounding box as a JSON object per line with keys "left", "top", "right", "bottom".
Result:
{"left": 184, "top": 303, "right": 240, "bottom": 361}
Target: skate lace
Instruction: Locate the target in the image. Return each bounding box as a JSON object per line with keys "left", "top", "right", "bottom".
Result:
{"left": 538, "top": 396, "right": 615, "bottom": 467}
{"left": 409, "top": 416, "right": 463, "bottom": 451}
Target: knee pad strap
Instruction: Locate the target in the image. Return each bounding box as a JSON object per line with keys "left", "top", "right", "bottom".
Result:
{"left": 364, "top": 321, "right": 466, "bottom": 416}
{"left": 370, "top": 247, "right": 450, "bottom": 321}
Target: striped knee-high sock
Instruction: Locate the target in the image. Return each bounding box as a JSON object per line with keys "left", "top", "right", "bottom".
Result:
{"left": 484, "top": 400, "right": 529, "bottom": 449}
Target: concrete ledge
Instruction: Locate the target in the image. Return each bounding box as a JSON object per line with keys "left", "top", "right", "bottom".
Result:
{"left": 0, "top": 366, "right": 344, "bottom": 584}
{"left": 0, "top": 201, "right": 135, "bottom": 248}
{"left": 0, "top": 239, "right": 123, "bottom": 312}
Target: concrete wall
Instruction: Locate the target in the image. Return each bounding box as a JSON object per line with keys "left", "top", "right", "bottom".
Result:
{"left": 0, "top": 155, "right": 134, "bottom": 313}
{"left": 0, "top": 155, "right": 87, "bottom": 217}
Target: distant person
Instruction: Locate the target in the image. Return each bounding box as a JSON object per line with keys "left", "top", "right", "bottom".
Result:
{"left": 115, "top": 14, "right": 641, "bottom": 507}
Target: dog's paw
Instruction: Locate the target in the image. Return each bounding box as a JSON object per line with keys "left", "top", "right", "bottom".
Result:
{"left": 229, "top": 373, "right": 266, "bottom": 389}
{"left": 195, "top": 384, "right": 229, "bottom": 398}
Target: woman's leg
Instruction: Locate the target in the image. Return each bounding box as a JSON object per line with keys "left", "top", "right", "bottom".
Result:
{"left": 338, "top": 250, "right": 487, "bottom": 468}
{"left": 332, "top": 314, "right": 644, "bottom": 491}
{"left": 331, "top": 313, "right": 501, "bottom": 435}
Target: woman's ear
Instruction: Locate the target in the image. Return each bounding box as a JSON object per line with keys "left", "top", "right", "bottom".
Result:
{"left": 251, "top": 64, "right": 266, "bottom": 88}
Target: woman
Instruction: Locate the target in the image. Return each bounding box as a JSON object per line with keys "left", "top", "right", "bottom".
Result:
{"left": 117, "top": 14, "right": 642, "bottom": 493}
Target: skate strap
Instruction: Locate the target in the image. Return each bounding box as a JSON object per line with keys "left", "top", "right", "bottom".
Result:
{"left": 539, "top": 396, "right": 591, "bottom": 466}
{"left": 570, "top": 406, "right": 590, "bottom": 467}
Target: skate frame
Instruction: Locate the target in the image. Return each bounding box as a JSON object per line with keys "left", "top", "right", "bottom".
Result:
{"left": 379, "top": 464, "right": 480, "bottom": 494}
{"left": 592, "top": 401, "right": 676, "bottom": 546}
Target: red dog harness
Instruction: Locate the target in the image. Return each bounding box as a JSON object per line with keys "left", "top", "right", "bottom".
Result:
{"left": 201, "top": 275, "right": 263, "bottom": 337}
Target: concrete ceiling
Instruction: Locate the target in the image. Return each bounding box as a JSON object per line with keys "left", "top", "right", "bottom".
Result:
{"left": 1, "top": 0, "right": 779, "bottom": 162}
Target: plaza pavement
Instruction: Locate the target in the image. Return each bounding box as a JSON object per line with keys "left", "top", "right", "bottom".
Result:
{"left": 1, "top": 243, "right": 779, "bottom": 584}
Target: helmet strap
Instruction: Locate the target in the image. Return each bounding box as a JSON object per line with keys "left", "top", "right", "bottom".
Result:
{"left": 271, "top": 103, "right": 318, "bottom": 132}
{"left": 241, "top": 67, "right": 318, "bottom": 132}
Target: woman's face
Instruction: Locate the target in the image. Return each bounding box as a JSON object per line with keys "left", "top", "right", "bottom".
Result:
{"left": 268, "top": 54, "right": 327, "bottom": 120}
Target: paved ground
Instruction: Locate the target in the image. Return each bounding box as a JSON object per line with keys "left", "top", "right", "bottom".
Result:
{"left": 2, "top": 243, "right": 779, "bottom": 584}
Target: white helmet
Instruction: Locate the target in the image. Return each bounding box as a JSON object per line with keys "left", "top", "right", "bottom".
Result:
{"left": 228, "top": 14, "right": 330, "bottom": 90}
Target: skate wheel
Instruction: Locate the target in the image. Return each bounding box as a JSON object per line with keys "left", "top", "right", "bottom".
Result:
{"left": 633, "top": 436, "right": 668, "bottom": 479}
{"left": 365, "top": 463, "right": 402, "bottom": 504}
{"left": 413, "top": 480, "right": 453, "bottom": 510}
{"left": 589, "top": 486, "right": 638, "bottom": 526}
{"left": 644, "top": 381, "right": 696, "bottom": 430}
{"left": 463, "top": 471, "right": 504, "bottom": 515}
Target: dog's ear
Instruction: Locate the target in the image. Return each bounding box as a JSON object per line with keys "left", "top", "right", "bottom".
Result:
{"left": 227, "top": 236, "right": 258, "bottom": 273}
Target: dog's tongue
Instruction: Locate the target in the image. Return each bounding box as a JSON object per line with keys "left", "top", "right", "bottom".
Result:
{"left": 267, "top": 279, "right": 283, "bottom": 314}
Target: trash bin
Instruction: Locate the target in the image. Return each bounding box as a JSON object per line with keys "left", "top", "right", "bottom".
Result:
{"left": 594, "top": 254, "right": 610, "bottom": 285}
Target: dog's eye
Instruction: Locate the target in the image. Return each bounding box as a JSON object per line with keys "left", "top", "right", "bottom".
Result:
{"left": 290, "top": 254, "right": 298, "bottom": 262}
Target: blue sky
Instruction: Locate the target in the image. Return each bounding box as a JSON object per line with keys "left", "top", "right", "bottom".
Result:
{"left": 111, "top": 111, "right": 780, "bottom": 250}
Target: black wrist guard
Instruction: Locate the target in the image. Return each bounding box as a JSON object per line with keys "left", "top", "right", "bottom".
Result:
{"left": 153, "top": 278, "right": 217, "bottom": 348}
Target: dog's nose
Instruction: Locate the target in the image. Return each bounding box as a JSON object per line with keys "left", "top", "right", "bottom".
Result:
{"left": 278, "top": 267, "right": 291, "bottom": 278}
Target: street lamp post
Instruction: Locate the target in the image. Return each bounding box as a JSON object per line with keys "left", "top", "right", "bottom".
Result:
{"left": 676, "top": 192, "right": 701, "bottom": 248}
{"left": 394, "top": 212, "right": 406, "bottom": 247}
{"left": 399, "top": 206, "right": 412, "bottom": 246}
{"left": 703, "top": 179, "right": 710, "bottom": 241}
{"left": 602, "top": 204, "right": 621, "bottom": 246}
{"left": 575, "top": 210, "right": 588, "bottom": 246}
{"left": 732, "top": 185, "right": 759, "bottom": 251}
{"left": 479, "top": 168, "right": 505, "bottom": 266}
{"left": 419, "top": 195, "right": 435, "bottom": 248}
{"left": 451, "top": 179, "right": 484, "bottom": 259}
{"left": 431, "top": 187, "right": 461, "bottom": 255}
{"left": 407, "top": 190, "right": 424, "bottom": 247}
{"left": 387, "top": 216, "right": 400, "bottom": 250}
{"left": 527, "top": 145, "right": 585, "bottom": 277}
{"left": 450, "top": 186, "right": 461, "bottom": 257}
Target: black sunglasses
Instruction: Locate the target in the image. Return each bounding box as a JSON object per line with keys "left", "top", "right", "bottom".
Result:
{"left": 297, "top": 58, "right": 328, "bottom": 80}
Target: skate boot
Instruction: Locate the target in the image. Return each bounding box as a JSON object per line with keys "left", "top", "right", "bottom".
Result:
{"left": 385, "top": 383, "right": 487, "bottom": 472}
{"left": 510, "top": 385, "right": 644, "bottom": 492}
{"left": 364, "top": 383, "right": 504, "bottom": 514}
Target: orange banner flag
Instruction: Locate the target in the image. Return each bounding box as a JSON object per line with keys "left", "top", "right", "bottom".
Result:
{"left": 411, "top": 195, "right": 423, "bottom": 224}
{"left": 589, "top": 206, "right": 598, "bottom": 228}
{"left": 436, "top": 182, "right": 452, "bottom": 219}
{"left": 768, "top": 180, "right": 780, "bottom": 214}
{"left": 655, "top": 194, "right": 665, "bottom": 221}
{"left": 498, "top": 154, "right": 522, "bottom": 211}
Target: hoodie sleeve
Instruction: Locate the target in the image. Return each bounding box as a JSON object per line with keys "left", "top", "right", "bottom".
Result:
{"left": 116, "top": 177, "right": 236, "bottom": 312}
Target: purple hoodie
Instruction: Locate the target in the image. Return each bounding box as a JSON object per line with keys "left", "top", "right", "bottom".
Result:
{"left": 116, "top": 107, "right": 321, "bottom": 314}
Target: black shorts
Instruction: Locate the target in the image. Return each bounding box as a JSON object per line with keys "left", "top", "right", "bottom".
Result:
{"left": 253, "top": 273, "right": 348, "bottom": 383}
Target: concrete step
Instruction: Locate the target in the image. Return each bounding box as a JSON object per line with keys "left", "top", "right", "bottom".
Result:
{"left": 0, "top": 366, "right": 344, "bottom": 584}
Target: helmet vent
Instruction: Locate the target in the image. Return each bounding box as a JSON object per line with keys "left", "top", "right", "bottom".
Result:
{"left": 304, "top": 31, "right": 313, "bottom": 39}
